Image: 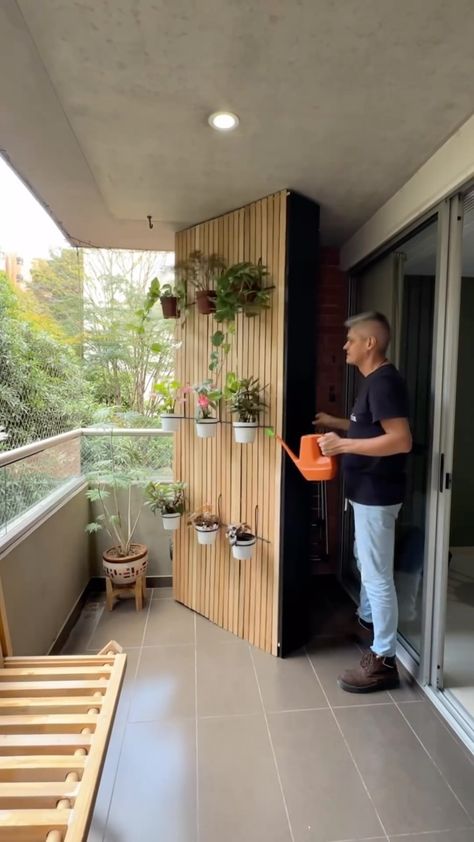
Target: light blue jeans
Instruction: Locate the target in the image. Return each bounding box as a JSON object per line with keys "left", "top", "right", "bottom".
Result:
{"left": 351, "top": 501, "right": 402, "bottom": 657}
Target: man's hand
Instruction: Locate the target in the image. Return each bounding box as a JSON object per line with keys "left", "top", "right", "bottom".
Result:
{"left": 313, "top": 412, "right": 335, "bottom": 428}
{"left": 319, "top": 432, "right": 347, "bottom": 456}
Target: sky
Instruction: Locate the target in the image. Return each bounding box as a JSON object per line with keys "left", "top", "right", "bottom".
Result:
{"left": 0, "top": 156, "right": 68, "bottom": 269}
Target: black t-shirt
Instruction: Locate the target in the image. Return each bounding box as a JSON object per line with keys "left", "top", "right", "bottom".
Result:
{"left": 343, "top": 363, "right": 410, "bottom": 506}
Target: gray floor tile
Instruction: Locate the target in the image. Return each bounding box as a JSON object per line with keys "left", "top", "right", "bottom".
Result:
{"left": 268, "top": 708, "right": 384, "bottom": 842}
{"left": 390, "top": 831, "right": 474, "bottom": 842}
{"left": 128, "top": 644, "right": 195, "bottom": 723}
{"left": 87, "top": 598, "right": 149, "bottom": 649}
{"left": 198, "top": 714, "right": 292, "bottom": 842}
{"left": 399, "top": 701, "right": 474, "bottom": 820}
{"left": 251, "top": 647, "right": 328, "bottom": 712}
{"left": 61, "top": 598, "right": 105, "bottom": 654}
{"left": 388, "top": 663, "right": 424, "bottom": 701}
{"left": 197, "top": 642, "right": 261, "bottom": 717}
{"left": 335, "top": 704, "right": 471, "bottom": 834}
{"left": 195, "top": 612, "right": 245, "bottom": 646}
{"left": 143, "top": 598, "right": 195, "bottom": 646}
{"left": 152, "top": 586, "right": 174, "bottom": 600}
{"left": 103, "top": 719, "right": 197, "bottom": 842}
{"left": 306, "top": 640, "right": 392, "bottom": 706}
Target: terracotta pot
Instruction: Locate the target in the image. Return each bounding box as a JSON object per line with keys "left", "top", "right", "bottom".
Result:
{"left": 103, "top": 543, "right": 148, "bottom": 584}
{"left": 160, "top": 296, "right": 179, "bottom": 319}
{"left": 196, "top": 290, "right": 216, "bottom": 315}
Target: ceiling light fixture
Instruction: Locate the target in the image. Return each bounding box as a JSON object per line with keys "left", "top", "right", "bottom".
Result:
{"left": 208, "top": 111, "right": 239, "bottom": 131}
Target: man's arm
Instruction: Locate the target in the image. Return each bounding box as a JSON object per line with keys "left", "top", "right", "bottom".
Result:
{"left": 313, "top": 412, "right": 350, "bottom": 433}
{"left": 320, "top": 418, "right": 412, "bottom": 457}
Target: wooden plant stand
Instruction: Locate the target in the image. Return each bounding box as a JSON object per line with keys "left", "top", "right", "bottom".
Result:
{"left": 105, "top": 575, "right": 147, "bottom": 612}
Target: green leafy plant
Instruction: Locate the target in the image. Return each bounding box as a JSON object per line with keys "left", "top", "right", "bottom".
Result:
{"left": 85, "top": 470, "right": 147, "bottom": 557}
{"left": 153, "top": 379, "right": 184, "bottom": 414}
{"left": 193, "top": 379, "right": 223, "bottom": 419}
{"left": 215, "top": 259, "right": 271, "bottom": 321}
{"left": 223, "top": 372, "right": 267, "bottom": 423}
{"left": 145, "top": 480, "right": 186, "bottom": 515}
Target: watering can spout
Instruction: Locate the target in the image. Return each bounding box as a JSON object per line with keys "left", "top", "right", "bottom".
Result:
{"left": 276, "top": 433, "right": 338, "bottom": 482}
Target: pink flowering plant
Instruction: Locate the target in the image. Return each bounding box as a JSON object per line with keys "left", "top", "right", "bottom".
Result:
{"left": 192, "top": 379, "right": 223, "bottom": 420}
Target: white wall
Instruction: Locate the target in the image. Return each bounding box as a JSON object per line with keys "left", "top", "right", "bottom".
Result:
{"left": 341, "top": 115, "right": 474, "bottom": 270}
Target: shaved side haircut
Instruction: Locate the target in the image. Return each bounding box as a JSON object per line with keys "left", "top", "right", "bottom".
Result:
{"left": 345, "top": 311, "right": 391, "bottom": 354}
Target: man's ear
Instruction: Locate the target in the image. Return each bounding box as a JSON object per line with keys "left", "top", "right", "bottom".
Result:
{"left": 366, "top": 335, "right": 377, "bottom": 351}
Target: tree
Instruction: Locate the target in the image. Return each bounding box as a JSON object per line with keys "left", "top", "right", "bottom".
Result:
{"left": 30, "top": 249, "right": 84, "bottom": 350}
{"left": 0, "top": 271, "right": 91, "bottom": 450}
{"left": 82, "top": 249, "right": 176, "bottom": 416}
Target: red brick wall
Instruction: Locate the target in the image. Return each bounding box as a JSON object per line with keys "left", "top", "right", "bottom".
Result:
{"left": 311, "top": 247, "right": 348, "bottom": 573}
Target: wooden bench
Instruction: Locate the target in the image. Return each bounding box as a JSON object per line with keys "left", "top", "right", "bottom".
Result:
{"left": 0, "top": 640, "right": 126, "bottom": 841}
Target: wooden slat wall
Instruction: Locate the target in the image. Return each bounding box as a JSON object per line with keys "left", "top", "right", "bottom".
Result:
{"left": 174, "top": 191, "right": 287, "bottom": 654}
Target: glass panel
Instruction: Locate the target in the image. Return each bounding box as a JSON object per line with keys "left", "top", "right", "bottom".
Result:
{"left": 342, "top": 220, "right": 438, "bottom": 658}
{"left": 0, "top": 437, "right": 81, "bottom": 536}
{"left": 443, "top": 191, "right": 474, "bottom": 719}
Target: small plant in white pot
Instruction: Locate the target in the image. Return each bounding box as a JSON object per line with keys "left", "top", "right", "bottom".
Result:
{"left": 188, "top": 505, "right": 220, "bottom": 545}
{"left": 193, "top": 379, "right": 222, "bottom": 438}
{"left": 85, "top": 471, "right": 148, "bottom": 585}
{"left": 223, "top": 372, "right": 267, "bottom": 444}
{"left": 145, "top": 481, "right": 186, "bottom": 531}
{"left": 226, "top": 522, "right": 257, "bottom": 560}
{"left": 154, "top": 379, "right": 185, "bottom": 432}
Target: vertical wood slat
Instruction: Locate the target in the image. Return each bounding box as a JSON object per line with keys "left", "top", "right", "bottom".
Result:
{"left": 174, "top": 191, "right": 287, "bottom": 653}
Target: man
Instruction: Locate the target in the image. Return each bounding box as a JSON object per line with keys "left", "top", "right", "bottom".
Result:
{"left": 316, "top": 311, "right": 412, "bottom": 693}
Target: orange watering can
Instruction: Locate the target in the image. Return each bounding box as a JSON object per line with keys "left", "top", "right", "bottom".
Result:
{"left": 276, "top": 434, "right": 338, "bottom": 482}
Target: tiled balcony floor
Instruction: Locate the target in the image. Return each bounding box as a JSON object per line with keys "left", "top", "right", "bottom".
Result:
{"left": 61, "top": 585, "right": 474, "bottom": 842}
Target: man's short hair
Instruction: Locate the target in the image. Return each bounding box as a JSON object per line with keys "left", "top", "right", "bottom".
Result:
{"left": 344, "top": 311, "right": 391, "bottom": 353}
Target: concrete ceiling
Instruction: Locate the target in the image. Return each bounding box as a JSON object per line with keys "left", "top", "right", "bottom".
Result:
{"left": 2, "top": 0, "right": 474, "bottom": 251}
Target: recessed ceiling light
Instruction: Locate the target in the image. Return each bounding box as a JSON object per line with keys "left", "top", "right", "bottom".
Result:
{"left": 208, "top": 111, "right": 239, "bottom": 131}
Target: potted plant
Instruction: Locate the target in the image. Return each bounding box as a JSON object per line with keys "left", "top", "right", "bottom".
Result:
{"left": 141, "top": 276, "right": 187, "bottom": 321}
{"left": 85, "top": 471, "right": 148, "bottom": 585}
{"left": 226, "top": 522, "right": 256, "bottom": 560}
{"left": 223, "top": 372, "right": 267, "bottom": 443}
{"left": 145, "top": 480, "right": 186, "bottom": 530}
{"left": 176, "top": 250, "right": 226, "bottom": 315}
{"left": 153, "top": 379, "right": 185, "bottom": 432}
{"left": 193, "top": 379, "right": 222, "bottom": 438}
{"left": 188, "top": 505, "right": 220, "bottom": 545}
{"left": 215, "top": 259, "right": 271, "bottom": 322}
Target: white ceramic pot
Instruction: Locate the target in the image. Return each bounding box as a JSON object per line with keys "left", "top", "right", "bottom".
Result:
{"left": 195, "top": 525, "right": 219, "bottom": 545}
{"left": 162, "top": 512, "right": 181, "bottom": 531}
{"left": 231, "top": 536, "right": 256, "bottom": 560}
{"left": 161, "top": 414, "right": 181, "bottom": 433}
{"left": 233, "top": 421, "right": 258, "bottom": 444}
{"left": 102, "top": 543, "right": 148, "bottom": 584}
{"left": 196, "top": 419, "right": 218, "bottom": 439}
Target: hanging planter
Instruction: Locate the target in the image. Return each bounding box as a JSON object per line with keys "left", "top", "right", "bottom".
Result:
{"left": 196, "top": 290, "right": 217, "bottom": 315}
{"left": 189, "top": 503, "right": 221, "bottom": 546}
{"left": 226, "top": 523, "right": 256, "bottom": 561}
{"left": 160, "top": 413, "right": 181, "bottom": 433}
{"left": 162, "top": 512, "right": 182, "bottom": 531}
{"left": 232, "top": 421, "right": 258, "bottom": 444}
{"left": 145, "top": 481, "right": 186, "bottom": 532}
{"left": 196, "top": 418, "right": 218, "bottom": 438}
{"left": 103, "top": 543, "right": 148, "bottom": 585}
{"left": 160, "top": 295, "right": 179, "bottom": 319}
{"left": 195, "top": 524, "right": 219, "bottom": 545}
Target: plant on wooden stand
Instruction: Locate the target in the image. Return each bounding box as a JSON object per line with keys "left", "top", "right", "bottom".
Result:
{"left": 188, "top": 504, "right": 221, "bottom": 546}
{"left": 145, "top": 480, "right": 186, "bottom": 531}
{"left": 85, "top": 470, "right": 148, "bottom": 585}
{"left": 223, "top": 372, "right": 267, "bottom": 443}
{"left": 153, "top": 378, "right": 186, "bottom": 432}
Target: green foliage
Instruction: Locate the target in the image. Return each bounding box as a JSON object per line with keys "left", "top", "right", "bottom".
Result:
{"left": 215, "top": 259, "right": 271, "bottom": 323}
{"left": 85, "top": 469, "right": 148, "bottom": 556}
{"left": 30, "top": 249, "right": 84, "bottom": 350}
{"left": 145, "top": 480, "right": 186, "bottom": 515}
{"left": 223, "top": 372, "right": 267, "bottom": 423}
{"left": 193, "top": 379, "right": 223, "bottom": 419}
{"left": 0, "top": 271, "right": 92, "bottom": 451}
{"left": 153, "top": 379, "right": 184, "bottom": 415}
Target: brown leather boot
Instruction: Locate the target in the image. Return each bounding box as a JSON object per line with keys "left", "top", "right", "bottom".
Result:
{"left": 338, "top": 651, "right": 400, "bottom": 693}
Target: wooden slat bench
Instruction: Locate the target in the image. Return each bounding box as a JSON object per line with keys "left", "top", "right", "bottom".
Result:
{"left": 0, "top": 641, "right": 126, "bottom": 841}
